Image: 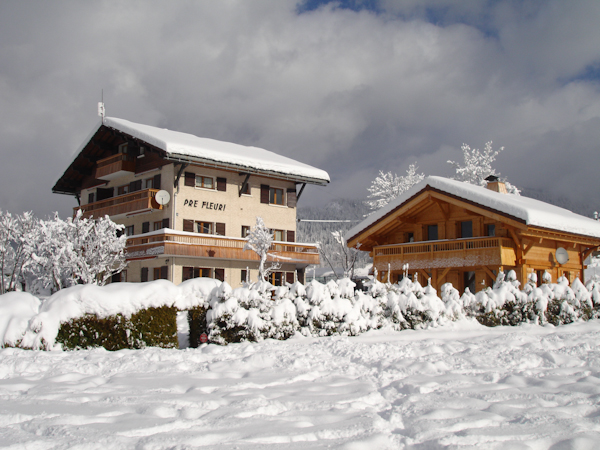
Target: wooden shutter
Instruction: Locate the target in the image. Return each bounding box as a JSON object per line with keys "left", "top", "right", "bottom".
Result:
{"left": 182, "top": 267, "right": 193, "bottom": 281}
{"left": 142, "top": 221, "right": 150, "bottom": 234}
{"left": 141, "top": 267, "right": 148, "bottom": 282}
{"left": 216, "top": 177, "right": 227, "bottom": 192}
{"left": 286, "top": 272, "right": 295, "bottom": 285}
{"left": 215, "top": 222, "right": 226, "bottom": 236}
{"left": 162, "top": 218, "right": 170, "bottom": 229}
{"left": 153, "top": 174, "right": 161, "bottom": 190}
{"left": 215, "top": 268, "right": 225, "bottom": 282}
{"left": 260, "top": 185, "right": 270, "bottom": 204}
{"left": 97, "top": 187, "right": 114, "bottom": 200}
{"left": 184, "top": 172, "right": 195, "bottom": 187}
{"left": 287, "top": 230, "right": 295, "bottom": 242}
{"left": 183, "top": 219, "right": 194, "bottom": 232}
{"left": 287, "top": 188, "right": 297, "bottom": 208}
{"left": 160, "top": 265, "right": 168, "bottom": 280}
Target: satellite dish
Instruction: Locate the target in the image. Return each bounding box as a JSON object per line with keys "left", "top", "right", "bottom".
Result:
{"left": 155, "top": 190, "right": 170, "bottom": 206}
{"left": 555, "top": 247, "right": 569, "bottom": 265}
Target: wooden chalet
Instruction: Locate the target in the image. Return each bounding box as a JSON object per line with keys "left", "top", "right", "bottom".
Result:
{"left": 346, "top": 176, "right": 600, "bottom": 292}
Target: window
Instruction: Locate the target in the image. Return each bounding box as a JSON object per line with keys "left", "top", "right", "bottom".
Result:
{"left": 183, "top": 267, "right": 212, "bottom": 282}
{"left": 117, "top": 185, "right": 129, "bottom": 196}
{"left": 427, "top": 224, "right": 438, "bottom": 241}
{"left": 88, "top": 192, "right": 95, "bottom": 204}
{"left": 215, "top": 268, "right": 225, "bottom": 282}
{"left": 142, "top": 221, "right": 150, "bottom": 234}
{"left": 153, "top": 221, "right": 163, "bottom": 231}
{"left": 241, "top": 269, "right": 248, "bottom": 283}
{"left": 129, "top": 180, "right": 142, "bottom": 192}
{"left": 406, "top": 232, "right": 414, "bottom": 243}
{"left": 145, "top": 178, "right": 154, "bottom": 189}
{"left": 269, "top": 187, "right": 284, "bottom": 205}
{"left": 460, "top": 221, "right": 473, "bottom": 238}
{"left": 272, "top": 229, "right": 285, "bottom": 241}
{"left": 154, "top": 266, "right": 168, "bottom": 280}
{"left": 242, "top": 225, "right": 251, "bottom": 238}
{"left": 118, "top": 143, "right": 128, "bottom": 154}
{"left": 141, "top": 267, "right": 148, "bottom": 282}
{"left": 197, "top": 221, "right": 213, "bottom": 234}
{"left": 195, "top": 175, "right": 213, "bottom": 189}
{"left": 270, "top": 271, "right": 283, "bottom": 286}
{"left": 486, "top": 224, "right": 496, "bottom": 237}
{"left": 125, "top": 225, "right": 134, "bottom": 236}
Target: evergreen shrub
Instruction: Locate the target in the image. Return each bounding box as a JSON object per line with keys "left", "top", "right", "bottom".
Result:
{"left": 56, "top": 305, "right": 178, "bottom": 350}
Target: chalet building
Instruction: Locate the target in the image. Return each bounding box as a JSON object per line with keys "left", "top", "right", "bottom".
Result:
{"left": 346, "top": 176, "right": 600, "bottom": 293}
{"left": 53, "top": 117, "right": 329, "bottom": 288}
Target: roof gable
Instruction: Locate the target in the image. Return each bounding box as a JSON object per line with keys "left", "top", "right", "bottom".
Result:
{"left": 347, "top": 176, "right": 600, "bottom": 244}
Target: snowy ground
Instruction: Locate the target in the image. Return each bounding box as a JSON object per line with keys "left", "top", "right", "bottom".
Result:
{"left": 2, "top": 320, "right": 600, "bottom": 449}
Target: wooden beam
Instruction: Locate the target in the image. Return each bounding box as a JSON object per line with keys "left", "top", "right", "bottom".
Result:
{"left": 296, "top": 183, "right": 307, "bottom": 201}
{"left": 417, "top": 269, "right": 429, "bottom": 283}
{"left": 432, "top": 198, "right": 450, "bottom": 220}
{"left": 482, "top": 266, "right": 496, "bottom": 283}
{"left": 523, "top": 239, "right": 535, "bottom": 257}
{"left": 437, "top": 267, "right": 451, "bottom": 290}
{"left": 239, "top": 173, "right": 251, "bottom": 197}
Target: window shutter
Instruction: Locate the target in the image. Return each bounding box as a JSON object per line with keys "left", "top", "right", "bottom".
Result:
{"left": 215, "top": 268, "right": 225, "bottom": 282}
{"left": 184, "top": 172, "right": 195, "bottom": 187}
{"left": 162, "top": 218, "right": 170, "bottom": 229}
{"left": 286, "top": 272, "right": 295, "bottom": 285}
{"left": 216, "top": 177, "right": 227, "bottom": 192}
{"left": 153, "top": 174, "right": 161, "bottom": 190}
{"left": 142, "top": 221, "right": 150, "bottom": 234}
{"left": 88, "top": 192, "right": 95, "bottom": 204}
{"left": 141, "top": 267, "right": 148, "bottom": 282}
{"left": 183, "top": 219, "right": 194, "bottom": 232}
{"left": 182, "top": 267, "right": 193, "bottom": 281}
{"left": 160, "top": 265, "right": 168, "bottom": 280}
{"left": 287, "top": 188, "right": 297, "bottom": 208}
{"left": 215, "top": 222, "right": 226, "bottom": 236}
{"left": 287, "top": 230, "right": 295, "bottom": 242}
{"left": 260, "top": 185, "right": 270, "bottom": 204}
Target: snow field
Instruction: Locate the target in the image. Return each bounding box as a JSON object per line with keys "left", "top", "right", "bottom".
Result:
{"left": 2, "top": 321, "right": 600, "bottom": 449}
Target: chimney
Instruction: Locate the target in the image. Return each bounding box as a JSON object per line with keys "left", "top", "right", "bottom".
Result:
{"left": 485, "top": 175, "right": 507, "bottom": 194}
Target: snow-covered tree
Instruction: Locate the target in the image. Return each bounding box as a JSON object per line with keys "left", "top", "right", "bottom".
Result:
{"left": 366, "top": 163, "right": 424, "bottom": 211}
{"left": 447, "top": 141, "right": 520, "bottom": 194}
{"left": 0, "top": 210, "right": 37, "bottom": 294}
{"left": 318, "top": 230, "right": 361, "bottom": 280}
{"left": 243, "top": 217, "right": 280, "bottom": 281}
{"left": 28, "top": 211, "right": 127, "bottom": 293}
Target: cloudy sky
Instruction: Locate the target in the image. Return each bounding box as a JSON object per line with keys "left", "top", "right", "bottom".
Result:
{"left": 1, "top": 0, "right": 600, "bottom": 218}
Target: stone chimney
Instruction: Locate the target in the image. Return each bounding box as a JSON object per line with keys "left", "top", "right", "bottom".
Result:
{"left": 485, "top": 175, "right": 507, "bottom": 194}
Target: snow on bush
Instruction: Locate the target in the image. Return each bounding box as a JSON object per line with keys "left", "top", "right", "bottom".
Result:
{"left": 4, "top": 271, "right": 600, "bottom": 349}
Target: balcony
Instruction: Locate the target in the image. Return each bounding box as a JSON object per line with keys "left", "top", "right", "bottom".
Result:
{"left": 125, "top": 230, "right": 320, "bottom": 266}
{"left": 94, "top": 153, "right": 135, "bottom": 180}
{"left": 373, "top": 237, "right": 516, "bottom": 271}
{"left": 75, "top": 189, "right": 161, "bottom": 219}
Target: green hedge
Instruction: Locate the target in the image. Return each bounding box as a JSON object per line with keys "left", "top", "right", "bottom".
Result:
{"left": 56, "top": 305, "right": 178, "bottom": 350}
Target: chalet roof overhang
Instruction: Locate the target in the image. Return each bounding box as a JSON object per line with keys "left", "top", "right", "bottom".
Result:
{"left": 52, "top": 123, "right": 167, "bottom": 196}
{"left": 346, "top": 185, "right": 600, "bottom": 251}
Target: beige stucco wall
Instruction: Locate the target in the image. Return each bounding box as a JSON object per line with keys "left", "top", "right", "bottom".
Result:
{"left": 82, "top": 162, "right": 308, "bottom": 288}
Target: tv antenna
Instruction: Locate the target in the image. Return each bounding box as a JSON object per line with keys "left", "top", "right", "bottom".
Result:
{"left": 98, "top": 89, "right": 105, "bottom": 122}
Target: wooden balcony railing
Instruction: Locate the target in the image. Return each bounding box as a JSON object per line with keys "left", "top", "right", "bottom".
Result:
{"left": 374, "top": 236, "right": 516, "bottom": 270}
{"left": 94, "top": 153, "right": 135, "bottom": 180}
{"left": 125, "top": 231, "right": 320, "bottom": 265}
{"left": 75, "top": 189, "right": 161, "bottom": 219}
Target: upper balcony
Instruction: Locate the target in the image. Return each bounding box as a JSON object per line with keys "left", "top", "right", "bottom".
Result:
{"left": 373, "top": 236, "right": 516, "bottom": 271}
{"left": 125, "top": 230, "right": 320, "bottom": 266}
{"left": 75, "top": 189, "right": 162, "bottom": 219}
{"left": 94, "top": 153, "right": 136, "bottom": 180}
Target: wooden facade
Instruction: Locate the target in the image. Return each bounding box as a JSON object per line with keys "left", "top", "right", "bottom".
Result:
{"left": 347, "top": 182, "right": 600, "bottom": 293}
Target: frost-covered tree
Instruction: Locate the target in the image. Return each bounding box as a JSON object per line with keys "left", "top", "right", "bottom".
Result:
{"left": 28, "top": 211, "right": 127, "bottom": 293}
{"left": 318, "top": 230, "right": 361, "bottom": 280}
{"left": 243, "top": 217, "right": 280, "bottom": 281}
{"left": 0, "top": 210, "right": 37, "bottom": 294}
{"left": 366, "top": 163, "right": 424, "bottom": 211}
{"left": 447, "top": 141, "right": 520, "bottom": 194}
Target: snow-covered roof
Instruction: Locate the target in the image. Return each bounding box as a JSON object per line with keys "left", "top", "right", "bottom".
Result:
{"left": 101, "top": 117, "right": 330, "bottom": 185}
{"left": 347, "top": 176, "right": 600, "bottom": 241}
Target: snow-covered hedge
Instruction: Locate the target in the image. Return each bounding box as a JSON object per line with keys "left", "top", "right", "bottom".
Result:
{"left": 3, "top": 271, "right": 600, "bottom": 350}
